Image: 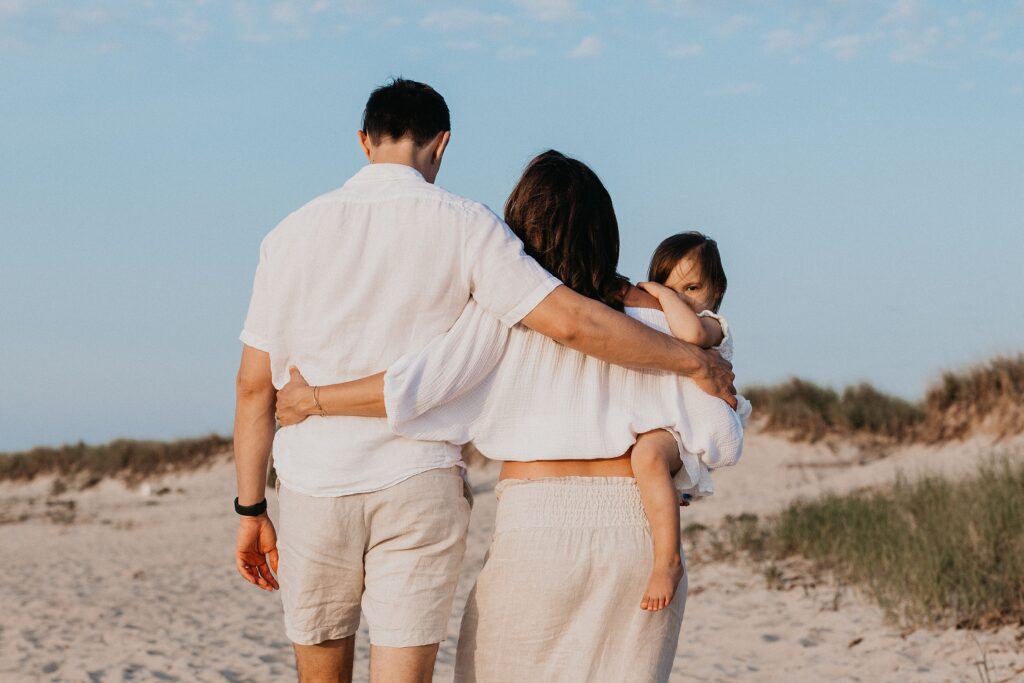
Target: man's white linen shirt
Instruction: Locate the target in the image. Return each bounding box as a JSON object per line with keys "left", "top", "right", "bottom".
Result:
{"left": 240, "top": 163, "right": 560, "bottom": 497}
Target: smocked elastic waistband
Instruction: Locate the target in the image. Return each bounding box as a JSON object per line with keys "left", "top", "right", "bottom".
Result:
{"left": 494, "top": 476, "right": 649, "bottom": 531}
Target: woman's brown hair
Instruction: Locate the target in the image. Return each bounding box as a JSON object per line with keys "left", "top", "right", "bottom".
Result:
{"left": 647, "top": 231, "right": 728, "bottom": 312}
{"left": 504, "top": 150, "right": 629, "bottom": 310}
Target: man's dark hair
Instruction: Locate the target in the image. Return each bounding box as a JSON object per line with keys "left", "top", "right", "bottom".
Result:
{"left": 361, "top": 78, "right": 450, "bottom": 146}
{"left": 505, "top": 150, "right": 629, "bottom": 311}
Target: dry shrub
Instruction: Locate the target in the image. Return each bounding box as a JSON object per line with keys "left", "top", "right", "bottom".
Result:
{"left": 920, "top": 354, "right": 1024, "bottom": 442}
{"left": 0, "top": 434, "right": 232, "bottom": 486}
{"left": 744, "top": 379, "right": 924, "bottom": 442}
{"left": 745, "top": 353, "right": 1023, "bottom": 444}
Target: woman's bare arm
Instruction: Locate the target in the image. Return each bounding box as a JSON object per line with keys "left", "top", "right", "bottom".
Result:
{"left": 277, "top": 299, "right": 510, "bottom": 428}
{"left": 275, "top": 368, "right": 385, "bottom": 425}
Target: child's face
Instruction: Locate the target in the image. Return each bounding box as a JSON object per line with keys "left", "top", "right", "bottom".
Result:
{"left": 663, "top": 256, "right": 714, "bottom": 311}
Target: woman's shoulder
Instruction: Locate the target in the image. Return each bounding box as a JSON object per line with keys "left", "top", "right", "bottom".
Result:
{"left": 617, "top": 287, "right": 671, "bottom": 335}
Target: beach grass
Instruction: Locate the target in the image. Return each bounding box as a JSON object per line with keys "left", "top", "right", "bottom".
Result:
{"left": 693, "top": 453, "right": 1024, "bottom": 629}
{"left": 920, "top": 354, "right": 1024, "bottom": 442}
{"left": 743, "top": 379, "right": 924, "bottom": 442}
{"left": 0, "top": 434, "right": 232, "bottom": 486}
{"left": 744, "top": 353, "right": 1023, "bottom": 443}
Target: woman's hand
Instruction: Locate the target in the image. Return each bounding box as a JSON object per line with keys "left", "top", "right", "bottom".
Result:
{"left": 275, "top": 366, "right": 316, "bottom": 426}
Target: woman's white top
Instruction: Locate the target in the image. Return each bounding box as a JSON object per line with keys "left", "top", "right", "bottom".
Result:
{"left": 383, "top": 301, "right": 752, "bottom": 496}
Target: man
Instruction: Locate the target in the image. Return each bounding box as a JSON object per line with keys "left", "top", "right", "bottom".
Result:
{"left": 233, "top": 78, "right": 735, "bottom": 683}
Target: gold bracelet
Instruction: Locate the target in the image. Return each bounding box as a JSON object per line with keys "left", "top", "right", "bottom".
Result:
{"left": 312, "top": 386, "right": 327, "bottom": 417}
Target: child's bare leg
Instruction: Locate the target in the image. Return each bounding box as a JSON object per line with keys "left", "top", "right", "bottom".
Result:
{"left": 632, "top": 430, "right": 685, "bottom": 612}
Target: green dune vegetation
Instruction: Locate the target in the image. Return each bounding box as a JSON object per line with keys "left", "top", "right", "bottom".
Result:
{"left": 691, "top": 354, "right": 1024, "bottom": 630}
{"left": 688, "top": 454, "right": 1024, "bottom": 629}
{"left": 772, "top": 456, "right": 1024, "bottom": 629}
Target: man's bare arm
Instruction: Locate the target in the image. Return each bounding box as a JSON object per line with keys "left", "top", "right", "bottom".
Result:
{"left": 234, "top": 345, "right": 277, "bottom": 505}
{"left": 232, "top": 344, "right": 279, "bottom": 592}
{"left": 520, "top": 286, "right": 736, "bottom": 407}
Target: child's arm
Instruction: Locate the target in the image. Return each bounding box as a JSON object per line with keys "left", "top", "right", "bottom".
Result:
{"left": 637, "top": 282, "right": 724, "bottom": 348}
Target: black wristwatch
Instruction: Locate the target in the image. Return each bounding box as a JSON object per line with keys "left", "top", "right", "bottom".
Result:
{"left": 234, "top": 497, "right": 268, "bottom": 517}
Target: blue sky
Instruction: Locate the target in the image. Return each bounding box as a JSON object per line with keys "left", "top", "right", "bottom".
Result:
{"left": 1, "top": 0, "right": 1022, "bottom": 451}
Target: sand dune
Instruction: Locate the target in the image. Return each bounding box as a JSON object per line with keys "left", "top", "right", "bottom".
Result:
{"left": 2, "top": 433, "right": 1022, "bottom": 682}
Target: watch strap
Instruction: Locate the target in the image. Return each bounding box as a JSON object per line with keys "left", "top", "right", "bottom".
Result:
{"left": 234, "top": 497, "right": 268, "bottom": 517}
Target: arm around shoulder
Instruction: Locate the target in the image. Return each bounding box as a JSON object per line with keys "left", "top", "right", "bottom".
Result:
{"left": 520, "top": 285, "right": 704, "bottom": 376}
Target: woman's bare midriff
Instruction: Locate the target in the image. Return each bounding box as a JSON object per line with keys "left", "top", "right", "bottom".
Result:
{"left": 499, "top": 452, "right": 634, "bottom": 480}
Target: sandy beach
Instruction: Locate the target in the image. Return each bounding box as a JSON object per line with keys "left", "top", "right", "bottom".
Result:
{"left": 2, "top": 432, "right": 1022, "bottom": 682}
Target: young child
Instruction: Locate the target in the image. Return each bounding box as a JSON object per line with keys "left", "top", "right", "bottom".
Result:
{"left": 633, "top": 231, "right": 743, "bottom": 611}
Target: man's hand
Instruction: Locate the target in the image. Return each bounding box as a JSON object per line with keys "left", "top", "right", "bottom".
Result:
{"left": 235, "top": 515, "right": 280, "bottom": 591}
{"left": 276, "top": 366, "right": 315, "bottom": 426}
{"left": 691, "top": 347, "right": 738, "bottom": 409}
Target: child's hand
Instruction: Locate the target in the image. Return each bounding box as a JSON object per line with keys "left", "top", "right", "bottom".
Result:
{"left": 637, "top": 281, "right": 674, "bottom": 300}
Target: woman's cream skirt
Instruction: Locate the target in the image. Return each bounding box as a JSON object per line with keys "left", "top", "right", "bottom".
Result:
{"left": 454, "top": 476, "right": 686, "bottom": 683}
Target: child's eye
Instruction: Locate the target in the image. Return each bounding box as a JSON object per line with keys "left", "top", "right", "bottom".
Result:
{"left": 686, "top": 285, "right": 701, "bottom": 292}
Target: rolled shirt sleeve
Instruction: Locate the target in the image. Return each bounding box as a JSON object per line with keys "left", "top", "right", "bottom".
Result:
{"left": 461, "top": 206, "right": 561, "bottom": 327}
{"left": 239, "top": 237, "right": 272, "bottom": 352}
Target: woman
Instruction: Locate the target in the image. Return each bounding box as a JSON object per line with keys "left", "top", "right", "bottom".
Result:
{"left": 275, "top": 151, "right": 746, "bottom": 681}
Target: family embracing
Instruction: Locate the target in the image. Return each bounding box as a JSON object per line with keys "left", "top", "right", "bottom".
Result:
{"left": 232, "top": 78, "right": 750, "bottom": 683}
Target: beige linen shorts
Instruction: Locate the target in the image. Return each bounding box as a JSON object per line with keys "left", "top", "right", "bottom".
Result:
{"left": 276, "top": 467, "right": 471, "bottom": 647}
{"left": 455, "top": 476, "right": 686, "bottom": 683}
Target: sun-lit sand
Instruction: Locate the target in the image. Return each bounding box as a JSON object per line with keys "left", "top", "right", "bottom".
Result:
{"left": 2, "top": 432, "right": 1022, "bottom": 682}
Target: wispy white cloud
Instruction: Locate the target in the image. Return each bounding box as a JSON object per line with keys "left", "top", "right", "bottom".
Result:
{"left": 0, "top": 0, "right": 24, "bottom": 19}
{"left": 270, "top": 2, "right": 301, "bottom": 25}
{"left": 512, "top": 0, "right": 581, "bottom": 23}
{"left": 711, "top": 81, "right": 761, "bottom": 96}
{"left": 665, "top": 43, "right": 702, "bottom": 58}
{"left": 823, "top": 32, "right": 880, "bottom": 60}
{"left": 421, "top": 8, "right": 511, "bottom": 33}
{"left": 648, "top": 0, "right": 703, "bottom": 17}
{"left": 233, "top": 0, "right": 311, "bottom": 43}
{"left": 881, "top": 0, "right": 923, "bottom": 25}
{"left": 889, "top": 25, "right": 942, "bottom": 63}
{"left": 720, "top": 13, "right": 754, "bottom": 35}
{"left": 312, "top": 0, "right": 375, "bottom": 15}
{"left": 765, "top": 28, "right": 813, "bottom": 51}
{"left": 55, "top": 7, "right": 112, "bottom": 33}
{"left": 445, "top": 39, "right": 481, "bottom": 51}
{"left": 497, "top": 44, "right": 536, "bottom": 60}
{"left": 151, "top": 11, "right": 210, "bottom": 44}
{"left": 569, "top": 34, "right": 603, "bottom": 58}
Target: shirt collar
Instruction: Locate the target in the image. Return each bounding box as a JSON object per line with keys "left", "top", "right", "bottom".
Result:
{"left": 351, "top": 163, "right": 426, "bottom": 183}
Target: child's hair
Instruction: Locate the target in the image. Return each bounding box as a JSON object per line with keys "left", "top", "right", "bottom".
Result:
{"left": 647, "top": 231, "right": 728, "bottom": 312}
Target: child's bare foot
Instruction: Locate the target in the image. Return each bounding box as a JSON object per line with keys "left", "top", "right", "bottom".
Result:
{"left": 640, "top": 560, "right": 684, "bottom": 611}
